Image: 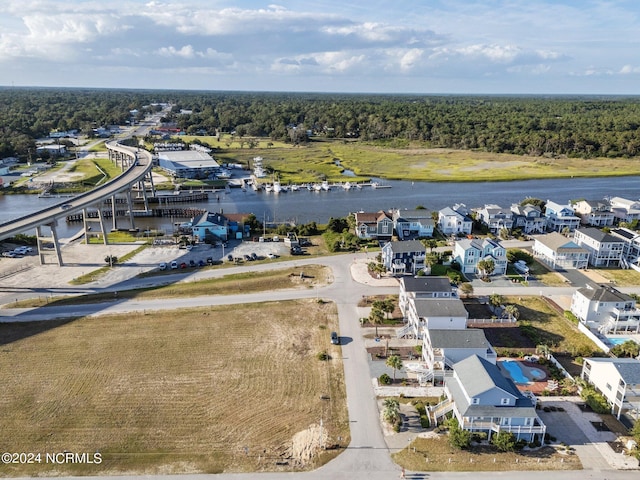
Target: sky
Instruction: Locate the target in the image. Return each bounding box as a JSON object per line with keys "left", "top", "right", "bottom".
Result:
{"left": 1, "top": 0, "right": 640, "bottom": 94}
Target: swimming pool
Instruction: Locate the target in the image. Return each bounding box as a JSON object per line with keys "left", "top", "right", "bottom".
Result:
{"left": 608, "top": 337, "right": 632, "bottom": 346}
{"left": 499, "top": 360, "right": 545, "bottom": 385}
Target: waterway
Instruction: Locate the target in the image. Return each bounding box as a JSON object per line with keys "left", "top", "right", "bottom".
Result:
{"left": 1, "top": 176, "right": 639, "bottom": 240}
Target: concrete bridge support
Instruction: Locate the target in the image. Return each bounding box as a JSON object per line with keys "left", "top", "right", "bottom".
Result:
{"left": 83, "top": 208, "right": 108, "bottom": 245}
{"left": 36, "top": 223, "right": 63, "bottom": 266}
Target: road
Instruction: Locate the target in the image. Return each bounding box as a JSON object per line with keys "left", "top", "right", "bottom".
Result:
{"left": 2, "top": 253, "right": 639, "bottom": 479}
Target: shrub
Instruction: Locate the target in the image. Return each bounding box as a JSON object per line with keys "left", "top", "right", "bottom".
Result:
{"left": 564, "top": 310, "right": 579, "bottom": 324}
{"left": 317, "top": 351, "right": 331, "bottom": 361}
{"left": 379, "top": 373, "right": 392, "bottom": 385}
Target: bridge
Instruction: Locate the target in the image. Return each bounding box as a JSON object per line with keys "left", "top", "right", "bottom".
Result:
{"left": 0, "top": 141, "right": 156, "bottom": 265}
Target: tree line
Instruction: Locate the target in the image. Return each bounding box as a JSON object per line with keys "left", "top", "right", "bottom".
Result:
{"left": 3, "top": 87, "right": 640, "bottom": 160}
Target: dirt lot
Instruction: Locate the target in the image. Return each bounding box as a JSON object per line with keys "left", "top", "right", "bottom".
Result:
{"left": 0, "top": 300, "right": 349, "bottom": 476}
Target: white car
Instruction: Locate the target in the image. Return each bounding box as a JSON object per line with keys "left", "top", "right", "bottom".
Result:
{"left": 159, "top": 262, "right": 167, "bottom": 270}
{"left": 170, "top": 261, "right": 178, "bottom": 269}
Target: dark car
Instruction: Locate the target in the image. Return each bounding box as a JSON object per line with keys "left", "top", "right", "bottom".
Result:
{"left": 189, "top": 259, "right": 196, "bottom": 267}
{"left": 206, "top": 257, "right": 214, "bottom": 265}
{"left": 251, "top": 252, "right": 258, "bottom": 260}
{"left": 244, "top": 254, "right": 252, "bottom": 261}
{"left": 330, "top": 331, "right": 339, "bottom": 345}
{"left": 198, "top": 260, "right": 205, "bottom": 267}
{"left": 227, "top": 254, "right": 233, "bottom": 261}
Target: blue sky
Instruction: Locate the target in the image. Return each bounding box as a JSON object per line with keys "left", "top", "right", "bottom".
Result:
{"left": 1, "top": 0, "right": 639, "bottom": 94}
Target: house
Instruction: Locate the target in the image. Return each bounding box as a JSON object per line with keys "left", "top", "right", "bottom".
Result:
{"left": 453, "top": 238, "right": 507, "bottom": 276}
{"left": 191, "top": 211, "right": 231, "bottom": 242}
{"left": 581, "top": 357, "right": 640, "bottom": 419}
{"left": 609, "top": 197, "right": 640, "bottom": 224}
{"left": 353, "top": 211, "right": 394, "bottom": 240}
{"left": 403, "top": 297, "right": 468, "bottom": 339}
{"left": 570, "top": 283, "right": 640, "bottom": 334}
{"left": 381, "top": 240, "right": 426, "bottom": 275}
{"left": 438, "top": 204, "right": 473, "bottom": 236}
{"left": 532, "top": 232, "right": 588, "bottom": 269}
{"left": 421, "top": 329, "right": 497, "bottom": 381}
{"left": 572, "top": 199, "right": 615, "bottom": 227}
{"left": 431, "top": 355, "right": 546, "bottom": 442}
{"left": 610, "top": 227, "right": 640, "bottom": 267}
{"left": 391, "top": 209, "right": 434, "bottom": 239}
{"left": 573, "top": 228, "right": 624, "bottom": 267}
{"left": 36, "top": 144, "right": 66, "bottom": 156}
{"left": 544, "top": 200, "right": 581, "bottom": 232}
{"left": 475, "top": 204, "right": 513, "bottom": 234}
{"left": 510, "top": 203, "right": 546, "bottom": 235}
{"left": 398, "top": 276, "right": 455, "bottom": 318}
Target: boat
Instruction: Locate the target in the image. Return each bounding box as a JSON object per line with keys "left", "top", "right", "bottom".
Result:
{"left": 342, "top": 182, "right": 352, "bottom": 190}
{"left": 264, "top": 183, "right": 273, "bottom": 193}
{"left": 321, "top": 180, "right": 331, "bottom": 191}
{"left": 313, "top": 183, "right": 322, "bottom": 192}
{"left": 290, "top": 184, "right": 299, "bottom": 192}
{"left": 355, "top": 183, "right": 362, "bottom": 190}
{"left": 273, "top": 180, "right": 282, "bottom": 194}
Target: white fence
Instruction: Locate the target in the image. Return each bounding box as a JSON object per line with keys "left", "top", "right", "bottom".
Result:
{"left": 577, "top": 322, "right": 611, "bottom": 354}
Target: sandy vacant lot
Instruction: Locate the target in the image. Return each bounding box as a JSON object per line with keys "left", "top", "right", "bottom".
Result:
{"left": 0, "top": 300, "right": 348, "bottom": 476}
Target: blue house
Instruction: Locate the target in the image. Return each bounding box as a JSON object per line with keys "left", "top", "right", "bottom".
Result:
{"left": 381, "top": 240, "right": 426, "bottom": 275}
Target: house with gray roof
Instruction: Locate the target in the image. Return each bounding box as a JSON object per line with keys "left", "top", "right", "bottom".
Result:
{"left": 475, "top": 204, "right": 514, "bottom": 234}
{"left": 532, "top": 232, "right": 588, "bottom": 269}
{"left": 381, "top": 240, "right": 426, "bottom": 275}
{"left": 403, "top": 297, "right": 468, "bottom": 339}
{"left": 353, "top": 210, "right": 394, "bottom": 240}
{"left": 391, "top": 208, "right": 434, "bottom": 239}
{"left": 581, "top": 357, "right": 640, "bottom": 420}
{"left": 545, "top": 199, "right": 581, "bottom": 232}
{"left": 421, "top": 329, "right": 497, "bottom": 381}
{"left": 453, "top": 237, "right": 507, "bottom": 275}
{"left": 398, "top": 276, "right": 455, "bottom": 319}
{"left": 570, "top": 283, "right": 640, "bottom": 334}
{"left": 609, "top": 197, "right": 640, "bottom": 224}
{"left": 572, "top": 199, "right": 615, "bottom": 227}
{"left": 510, "top": 203, "right": 546, "bottom": 235}
{"left": 438, "top": 205, "right": 473, "bottom": 236}
{"left": 573, "top": 227, "right": 624, "bottom": 267}
{"left": 431, "top": 355, "right": 546, "bottom": 442}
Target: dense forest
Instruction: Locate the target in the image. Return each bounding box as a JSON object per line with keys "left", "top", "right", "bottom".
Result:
{"left": 2, "top": 87, "right": 640, "bottom": 160}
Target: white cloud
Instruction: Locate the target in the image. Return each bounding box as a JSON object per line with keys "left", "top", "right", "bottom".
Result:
{"left": 619, "top": 64, "right": 640, "bottom": 74}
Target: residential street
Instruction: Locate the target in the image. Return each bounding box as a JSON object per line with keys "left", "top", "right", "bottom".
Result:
{"left": 1, "top": 251, "right": 639, "bottom": 479}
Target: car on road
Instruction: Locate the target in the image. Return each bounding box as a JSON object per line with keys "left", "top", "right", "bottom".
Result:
{"left": 170, "top": 260, "right": 178, "bottom": 269}
{"left": 330, "top": 331, "right": 340, "bottom": 345}
{"left": 60, "top": 204, "right": 72, "bottom": 210}
{"left": 159, "top": 262, "right": 167, "bottom": 270}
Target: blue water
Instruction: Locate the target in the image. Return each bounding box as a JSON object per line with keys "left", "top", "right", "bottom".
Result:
{"left": 608, "top": 337, "right": 632, "bottom": 345}
{"left": 500, "top": 360, "right": 531, "bottom": 384}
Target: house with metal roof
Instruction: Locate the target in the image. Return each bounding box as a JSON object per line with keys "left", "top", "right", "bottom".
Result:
{"left": 398, "top": 276, "right": 455, "bottom": 318}
{"left": 402, "top": 297, "right": 468, "bottom": 339}
{"left": 570, "top": 283, "right": 640, "bottom": 334}
{"left": 581, "top": 357, "right": 640, "bottom": 420}
{"left": 421, "top": 329, "right": 496, "bottom": 382}
{"left": 157, "top": 149, "right": 220, "bottom": 179}
{"left": 430, "top": 355, "right": 546, "bottom": 442}
{"left": 532, "top": 232, "right": 588, "bottom": 269}
{"left": 573, "top": 227, "right": 624, "bottom": 267}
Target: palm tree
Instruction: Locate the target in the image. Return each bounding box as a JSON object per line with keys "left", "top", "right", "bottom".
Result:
{"left": 504, "top": 304, "right": 520, "bottom": 321}
{"left": 477, "top": 258, "right": 495, "bottom": 279}
{"left": 386, "top": 354, "right": 403, "bottom": 381}
{"left": 459, "top": 282, "right": 474, "bottom": 298}
{"left": 369, "top": 307, "right": 385, "bottom": 337}
{"left": 382, "top": 398, "right": 400, "bottom": 424}
{"left": 381, "top": 298, "right": 395, "bottom": 320}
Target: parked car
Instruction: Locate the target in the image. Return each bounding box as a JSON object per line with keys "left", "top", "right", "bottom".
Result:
{"left": 244, "top": 254, "right": 252, "bottom": 261}
{"left": 227, "top": 254, "right": 233, "bottom": 261}
{"left": 179, "top": 262, "right": 187, "bottom": 269}
{"left": 159, "top": 262, "right": 167, "bottom": 270}
{"left": 251, "top": 252, "right": 258, "bottom": 260}
{"left": 198, "top": 260, "right": 205, "bottom": 267}
{"left": 170, "top": 260, "right": 178, "bottom": 269}
{"left": 206, "top": 257, "right": 214, "bottom": 265}
{"left": 267, "top": 253, "right": 279, "bottom": 259}
{"left": 189, "top": 259, "right": 196, "bottom": 267}
{"left": 2, "top": 251, "right": 16, "bottom": 258}
{"left": 330, "top": 331, "right": 339, "bottom": 345}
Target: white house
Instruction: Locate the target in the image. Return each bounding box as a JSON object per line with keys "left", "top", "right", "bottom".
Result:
{"left": 532, "top": 232, "right": 588, "bottom": 269}
{"left": 438, "top": 205, "right": 473, "bottom": 236}
{"left": 570, "top": 283, "right": 640, "bottom": 334}
{"left": 398, "top": 276, "right": 455, "bottom": 318}
{"left": 610, "top": 227, "right": 640, "bottom": 267}
{"left": 475, "top": 204, "right": 513, "bottom": 234}
{"left": 453, "top": 238, "right": 507, "bottom": 275}
{"left": 573, "top": 228, "right": 624, "bottom": 267}
{"left": 545, "top": 200, "right": 581, "bottom": 232}
{"left": 431, "top": 355, "right": 546, "bottom": 442}
{"left": 572, "top": 199, "right": 615, "bottom": 227}
{"left": 421, "top": 329, "right": 496, "bottom": 381}
{"left": 609, "top": 197, "right": 640, "bottom": 224}
{"left": 581, "top": 357, "right": 640, "bottom": 419}
{"left": 403, "top": 297, "right": 468, "bottom": 339}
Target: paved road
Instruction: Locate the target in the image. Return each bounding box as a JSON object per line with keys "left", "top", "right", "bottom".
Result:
{"left": 2, "top": 253, "right": 639, "bottom": 479}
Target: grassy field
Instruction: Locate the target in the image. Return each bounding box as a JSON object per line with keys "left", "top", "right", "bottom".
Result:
{"left": 0, "top": 300, "right": 348, "bottom": 476}
{"left": 171, "top": 136, "right": 640, "bottom": 183}
{"left": 593, "top": 267, "right": 640, "bottom": 286}
{"left": 19, "top": 265, "right": 331, "bottom": 308}
{"left": 393, "top": 436, "right": 581, "bottom": 472}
